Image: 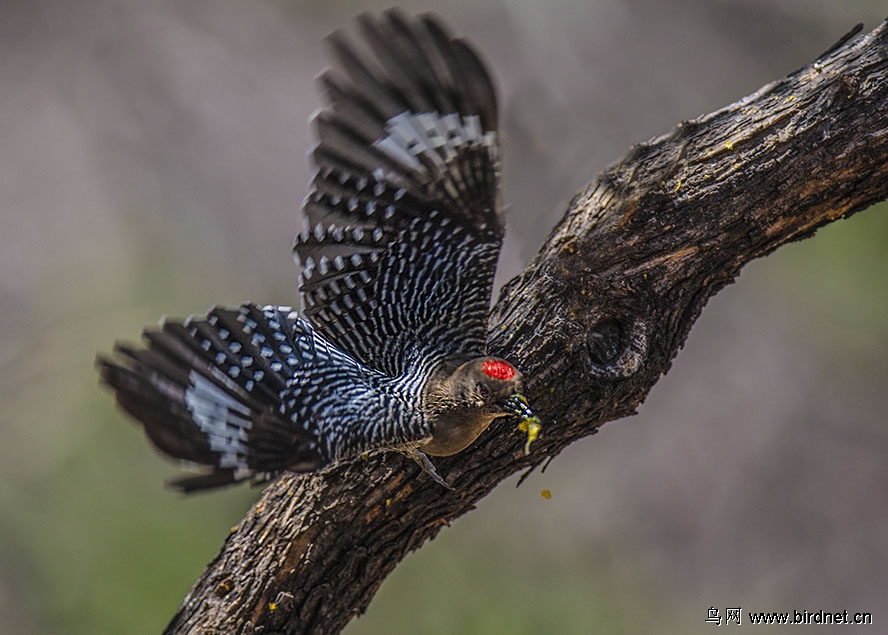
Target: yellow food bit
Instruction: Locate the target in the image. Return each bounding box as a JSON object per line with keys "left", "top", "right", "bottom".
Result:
{"left": 268, "top": 602, "right": 277, "bottom": 611}
{"left": 540, "top": 489, "right": 552, "bottom": 500}
{"left": 724, "top": 140, "right": 734, "bottom": 150}
{"left": 518, "top": 417, "right": 542, "bottom": 455}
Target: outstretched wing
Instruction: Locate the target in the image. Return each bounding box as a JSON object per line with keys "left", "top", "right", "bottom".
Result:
{"left": 98, "top": 304, "right": 430, "bottom": 491}
{"left": 294, "top": 10, "right": 502, "bottom": 377}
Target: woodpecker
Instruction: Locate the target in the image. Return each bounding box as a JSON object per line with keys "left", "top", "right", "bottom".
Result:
{"left": 97, "top": 10, "right": 541, "bottom": 492}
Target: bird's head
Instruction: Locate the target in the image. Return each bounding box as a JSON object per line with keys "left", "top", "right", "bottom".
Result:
{"left": 439, "top": 357, "right": 541, "bottom": 454}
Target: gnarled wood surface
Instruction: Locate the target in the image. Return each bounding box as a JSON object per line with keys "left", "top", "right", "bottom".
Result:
{"left": 165, "top": 20, "right": 888, "bottom": 635}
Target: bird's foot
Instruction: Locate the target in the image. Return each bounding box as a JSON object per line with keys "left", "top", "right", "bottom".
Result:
{"left": 400, "top": 447, "right": 453, "bottom": 489}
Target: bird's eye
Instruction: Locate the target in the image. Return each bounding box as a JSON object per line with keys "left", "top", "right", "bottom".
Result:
{"left": 476, "top": 383, "right": 490, "bottom": 399}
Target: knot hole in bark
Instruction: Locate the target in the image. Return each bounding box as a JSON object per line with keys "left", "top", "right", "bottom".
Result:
{"left": 553, "top": 264, "right": 651, "bottom": 383}
{"left": 584, "top": 316, "right": 647, "bottom": 381}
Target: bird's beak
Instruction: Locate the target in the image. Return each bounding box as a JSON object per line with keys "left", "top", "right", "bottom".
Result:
{"left": 501, "top": 393, "right": 541, "bottom": 455}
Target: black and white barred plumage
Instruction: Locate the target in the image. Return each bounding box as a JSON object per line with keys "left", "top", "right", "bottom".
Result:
{"left": 297, "top": 11, "right": 502, "bottom": 377}
{"left": 98, "top": 10, "right": 539, "bottom": 491}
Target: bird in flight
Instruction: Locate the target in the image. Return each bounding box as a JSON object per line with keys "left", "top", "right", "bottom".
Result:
{"left": 98, "top": 10, "right": 541, "bottom": 492}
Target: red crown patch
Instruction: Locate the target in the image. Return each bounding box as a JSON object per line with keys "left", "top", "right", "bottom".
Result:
{"left": 481, "top": 359, "right": 515, "bottom": 380}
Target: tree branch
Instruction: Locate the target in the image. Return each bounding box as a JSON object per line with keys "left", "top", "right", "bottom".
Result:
{"left": 165, "top": 20, "right": 888, "bottom": 635}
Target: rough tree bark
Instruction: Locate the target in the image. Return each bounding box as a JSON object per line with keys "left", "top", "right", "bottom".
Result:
{"left": 165, "top": 20, "right": 888, "bottom": 635}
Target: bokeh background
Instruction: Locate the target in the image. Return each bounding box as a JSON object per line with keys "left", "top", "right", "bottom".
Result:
{"left": 2, "top": 1, "right": 887, "bottom": 633}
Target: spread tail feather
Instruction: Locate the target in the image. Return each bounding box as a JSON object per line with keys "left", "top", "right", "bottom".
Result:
{"left": 97, "top": 304, "right": 328, "bottom": 491}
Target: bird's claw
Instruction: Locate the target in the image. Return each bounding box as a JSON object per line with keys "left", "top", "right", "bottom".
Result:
{"left": 402, "top": 447, "right": 453, "bottom": 489}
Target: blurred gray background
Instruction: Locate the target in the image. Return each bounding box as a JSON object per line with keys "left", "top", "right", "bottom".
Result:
{"left": 2, "top": 1, "right": 887, "bottom": 633}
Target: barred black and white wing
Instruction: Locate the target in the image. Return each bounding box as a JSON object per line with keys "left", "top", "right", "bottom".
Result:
{"left": 295, "top": 10, "right": 502, "bottom": 377}
{"left": 98, "top": 304, "right": 430, "bottom": 491}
